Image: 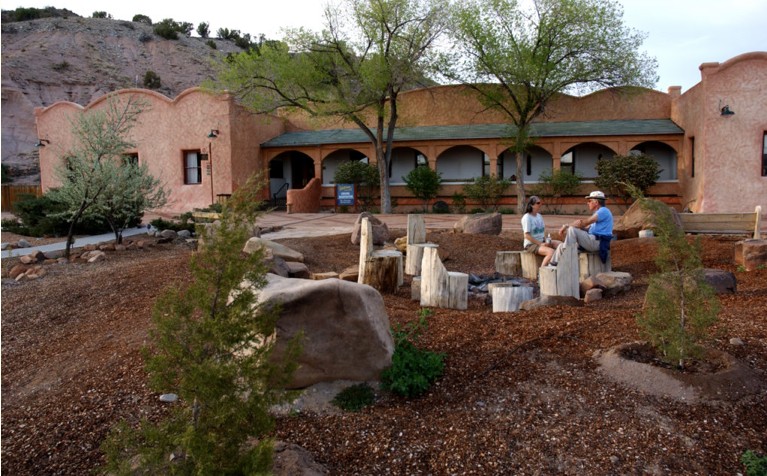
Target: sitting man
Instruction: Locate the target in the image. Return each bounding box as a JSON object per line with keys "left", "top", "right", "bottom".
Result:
{"left": 549, "top": 191, "right": 613, "bottom": 266}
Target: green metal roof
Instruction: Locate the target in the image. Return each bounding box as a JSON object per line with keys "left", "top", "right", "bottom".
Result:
{"left": 262, "top": 119, "right": 683, "bottom": 148}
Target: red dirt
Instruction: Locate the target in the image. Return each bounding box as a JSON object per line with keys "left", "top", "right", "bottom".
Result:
{"left": 2, "top": 231, "right": 766, "bottom": 475}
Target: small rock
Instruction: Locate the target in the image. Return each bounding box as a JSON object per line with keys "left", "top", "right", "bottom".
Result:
{"left": 16, "top": 239, "right": 31, "bottom": 248}
{"left": 584, "top": 288, "right": 603, "bottom": 303}
{"left": 729, "top": 337, "right": 745, "bottom": 346}
{"left": 177, "top": 229, "right": 192, "bottom": 239}
{"left": 159, "top": 393, "right": 178, "bottom": 403}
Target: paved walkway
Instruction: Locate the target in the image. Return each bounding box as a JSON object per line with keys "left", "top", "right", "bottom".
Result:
{"left": 2, "top": 212, "right": 584, "bottom": 257}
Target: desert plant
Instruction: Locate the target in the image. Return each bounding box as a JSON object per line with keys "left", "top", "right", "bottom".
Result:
{"left": 205, "top": 39, "right": 217, "bottom": 49}
{"left": 143, "top": 70, "right": 161, "bottom": 89}
{"left": 403, "top": 166, "right": 442, "bottom": 212}
{"left": 742, "top": 450, "right": 767, "bottom": 476}
{"left": 532, "top": 169, "right": 582, "bottom": 213}
{"left": 595, "top": 153, "right": 661, "bottom": 207}
{"left": 1, "top": 164, "right": 11, "bottom": 183}
{"left": 632, "top": 185, "right": 720, "bottom": 368}
{"left": 334, "top": 160, "right": 380, "bottom": 211}
{"left": 91, "top": 11, "right": 111, "bottom": 19}
{"left": 463, "top": 175, "right": 511, "bottom": 212}
{"left": 132, "top": 14, "right": 152, "bottom": 25}
{"left": 153, "top": 18, "right": 192, "bottom": 40}
{"left": 101, "top": 174, "right": 300, "bottom": 474}
{"left": 380, "top": 310, "right": 445, "bottom": 398}
{"left": 196, "top": 21, "right": 210, "bottom": 38}
{"left": 331, "top": 383, "right": 376, "bottom": 412}
{"left": 52, "top": 61, "right": 70, "bottom": 72}
{"left": 451, "top": 192, "right": 466, "bottom": 214}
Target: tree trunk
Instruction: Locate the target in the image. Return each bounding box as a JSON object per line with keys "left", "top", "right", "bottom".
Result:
{"left": 515, "top": 150, "right": 526, "bottom": 215}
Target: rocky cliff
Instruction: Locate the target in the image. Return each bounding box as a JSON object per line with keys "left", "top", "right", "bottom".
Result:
{"left": 1, "top": 14, "right": 243, "bottom": 184}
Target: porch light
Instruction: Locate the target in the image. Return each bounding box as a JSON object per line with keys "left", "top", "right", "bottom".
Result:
{"left": 35, "top": 138, "right": 50, "bottom": 147}
{"left": 207, "top": 129, "right": 219, "bottom": 138}
{"left": 720, "top": 105, "right": 735, "bottom": 116}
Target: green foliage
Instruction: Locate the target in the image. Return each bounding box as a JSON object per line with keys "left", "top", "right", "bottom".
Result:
{"left": 632, "top": 186, "right": 720, "bottom": 368}
{"left": 742, "top": 450, "right": 767, "bottom": 476}
{"left": 462, "top": 175, "right": 511, "bottom": 212}
{"left": 1, "top": 164, "right": 11, "bottom": 184}
{"left": 102, "top": 175, "right": 300, "bottom": 474}
{"left": 91, "top": 11, "right": 111, "bottom": 19}
{"left": 52, "top": 61, "right": 70, "bottom": 72}
{"left": 451, "top": 192, "right": 466, "bottom": 214}
{"left": 11, "top": 193, "right": 116, "bottom": 237}
{"left": 196, "top": 22, "right": 210, "bottom": 38}
{"left": 153, "top": 18, "right": 192, "bottom": 40}
{"left": 381, "top": 310, "right": 445, "bottom": 398}
{"left": 532, "top": 169, "right": 582, "bottom": 212}
{"left": 331, "top": 383, "right": 376, "bottom": 412}
{"left": 403, "top": 166, "right": 442, "bottom": 212}
{"left": 132, "top": 14, "right": 152, "bottom": 25}
{"left": 595, "top": 153, "right": 661, "bottom": 206}
{"left": 334, "top": 160, "right": 380, "bottom": 211}
{"left": 143, "top": 70, "right": 161, "bottom": 89}
{"left": 205, "top": 39, "right": 217, "bottom": 49}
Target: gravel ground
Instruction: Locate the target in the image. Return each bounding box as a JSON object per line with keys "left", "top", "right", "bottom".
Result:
{"left": 2, "top": 230, "right": 766, "bottom": 475}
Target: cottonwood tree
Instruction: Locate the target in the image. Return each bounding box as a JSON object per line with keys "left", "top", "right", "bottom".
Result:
{"left": 444, "top": 0, "right": 657, "bottom": 213}
{"left": 51, "top": 96, "right": 150, "bottom": 258}
{"left": 212, "top": 0, "right": 448, "bottom": 213}
{"left": 102, "top": 175, "right": 301, "bottom": 474}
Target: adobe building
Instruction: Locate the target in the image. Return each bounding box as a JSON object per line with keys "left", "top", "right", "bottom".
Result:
{"left": 35, "top": 51, "right": 767, "bottom": 215}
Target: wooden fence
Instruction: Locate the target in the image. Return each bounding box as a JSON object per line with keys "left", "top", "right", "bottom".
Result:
{"left": 1, "top": 184, "right": 43, "bottom": 213}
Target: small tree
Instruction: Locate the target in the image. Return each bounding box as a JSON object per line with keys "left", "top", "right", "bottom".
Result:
{"left": 50, "top": 95, "right": 145, "bottom": 259}
{"left": 334, "top": 160, "right": 380, "bottom": 211}
{"left": 92, "top": 159, "right": 168, "bottom": 243}
{"left": 92, "top": 11, "right": 111, "bottom": 19}
{"left": 196, "top": 21, "right": 209, "bottom": 38}
{"left": 102, "top": 174, "right": 300, "bottom": 474}
{"left": 143, "top": 70, "right": 161, "bottom": 89}
{"left": 595, "top": 153, "right": 661, "bottom": 207}
{"left": 632, "top": 185, "right": 720, "bottom": 368}
{"left": 463, "top": 175, "right": 511, "bottom": 212}
{"left": 132, "top": 14, "right": 152, "bottom": 25}
{"left": 532, "top": 169, "right": 582, "bottom": 213}
{"left": 403, "top": 166, "right": 442, "bottom": 212}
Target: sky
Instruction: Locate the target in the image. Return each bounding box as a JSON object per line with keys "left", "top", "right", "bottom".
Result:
{"left": 2, "top": 0, "right": 766, "bottom": 93}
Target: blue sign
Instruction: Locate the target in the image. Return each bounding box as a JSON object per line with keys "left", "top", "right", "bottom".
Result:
{"left": 336, "top": 184, "right": 355, "bottom": 206}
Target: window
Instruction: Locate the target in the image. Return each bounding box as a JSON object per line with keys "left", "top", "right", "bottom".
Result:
{"left": 690, "top": 137, "right": 695, "bottom": 178}
{"left": 184, "top": 150, "right": 202, "bottom": 184}
{"left": 482, "top": 153, "right": 491, "bottom": 177}
{"left": 416, "top": 153, "right": 427, "bottom": 168}
{"left": 560, "top": 151, "right": 574, "bottom": 175}
{"left": 526, "top": 154, "right": 532, "bottom": 176}
{"left": 762, "top": 132, "right": 767, "bottom": 177}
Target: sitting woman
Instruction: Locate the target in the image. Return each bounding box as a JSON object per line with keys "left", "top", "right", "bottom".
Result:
{"left": 520, "top": 196, "right": 561, "bottom": 267}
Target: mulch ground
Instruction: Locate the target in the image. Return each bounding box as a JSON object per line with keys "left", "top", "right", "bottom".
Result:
{"left": 1, "top": 230, "right": 765, "bottom": 475}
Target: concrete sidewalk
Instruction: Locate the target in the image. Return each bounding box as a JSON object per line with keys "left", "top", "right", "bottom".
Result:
{"left": 1, "top": 227, "right": 150, "bottom": 258}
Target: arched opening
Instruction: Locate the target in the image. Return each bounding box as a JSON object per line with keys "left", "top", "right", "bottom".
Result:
{"left": 268, "top": 151, "right": 315, "bottom": 205}
{"left": 561, "top": 142, "right": 616, "bottom": 180}
{"left": 390, "top": 147, "right": 428, "bottom": 184}
{"left": 436, "top": 145, "right": 485, "bottom": 182}
{"left": 499, "top": 145, "right": 552, "bottom": 182}
{"left": 321, "top": 149, "right": 369, "bottom": 185}
{"left": 630, "top": 141, "right": 678, "bottom": 181}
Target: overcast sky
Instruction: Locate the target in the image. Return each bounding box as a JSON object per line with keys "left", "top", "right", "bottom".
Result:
{"left": 3, "top": 0, "right": 765, "bottom": 93}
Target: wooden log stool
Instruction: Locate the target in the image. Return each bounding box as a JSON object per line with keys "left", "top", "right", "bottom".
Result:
{"left": 420, "top": 246, "right": 468, "bottom": 310}
{"left": 538, "top": 244, "right": 579, "bottom": 298}
{"left": 488, "top": 282, "right": 533, "bottom": 312}
{"left": 578, "top": 251, "right": 611, "bottom": 281}
{"left": 358, "top": 217, "right": 403, "bottom": 293}
{"left": 495, "top": 251, "right": 543, "bottom": 279}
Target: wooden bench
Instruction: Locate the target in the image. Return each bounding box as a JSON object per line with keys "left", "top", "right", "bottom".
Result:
{"left": 679, "top": 205, "right": 761, "bottom": 239}
{"left": 191, "top": 211, "right": 221, "bottom": 221}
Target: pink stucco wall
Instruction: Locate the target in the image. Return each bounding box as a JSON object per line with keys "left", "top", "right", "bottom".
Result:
{"left": 672, "top": 52, "right": 767, "bottom": 212}
{"left": 36, "top": 88, "right": 286, "bottom": 215}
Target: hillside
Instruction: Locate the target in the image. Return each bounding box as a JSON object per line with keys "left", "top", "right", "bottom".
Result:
{"left": 1, "top": 14, "right": 244, "bottom": 184}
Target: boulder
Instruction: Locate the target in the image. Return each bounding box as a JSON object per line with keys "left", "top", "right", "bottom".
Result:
{"left": 584, "top": 288, "right": 603, "bottom": 303}
{"left": 257, "top": 274, "right": 394, "bottom": 388}
{"left": 81, "top": 250, "right": 107, "bottom": 263}
{"left": 613, "top": 199, "right": 683, "bottom": 240}
{"left": 351, "top": 212, "right": 389, "bottom": 246}
{"left": 16, "top": 239, "right": 30, "bottom": 248}
{"left": 311, "top": 272, "right": 339, "bottom": 280}
{"left": 580, "top": 274, "right": 607, "bottom": 296}
{"left": 268, "top": 256, "right": 291, "bottom": 278}
{"left": 286, "top": 261, "right": 311, "bottom": 279}
{"left": 702, "top": 268, "right": 736, "bottom": 294}
{"left": 734, "top": 239, "right": 767, "bottom": 271}
{"left": 8, "top": 264, "right": 29, "bottom": 279}
{"left": 453, "top": 213, "right": 502, "bottom": 235}
{"left": 244, "top": 237, "right": 305, "bottom": 263}
{"left": 594, "top": 271, "right": 633, "bottom": 296}
{"left": 273, "top": 441, "right": 328, "bottom": 476}
{"left": 338, "top": 265, "right": 359, "bottom": 282}
{"left": 177, "top": 229, "right": 192, "bottom": 239}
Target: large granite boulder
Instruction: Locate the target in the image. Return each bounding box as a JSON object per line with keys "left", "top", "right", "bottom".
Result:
{"left": 703, "top": 268, "right": 737, "bottom": 294}
{"left": 453, "top": 212, "right": 502, "bottom": 235}
{"left": 351, "top": 212, "right": 390, "bottom": 245}
{"left": 258, "top": 274, "right": 394, "bottom": 389}
{"left": 244, "top": 237, "right": 305, "bottom": 262}
{"left": 613, "top": 199, "right": 683, "bottom": 240}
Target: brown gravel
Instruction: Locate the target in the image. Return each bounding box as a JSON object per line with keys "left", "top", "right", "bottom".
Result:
{"left": 2, "top": 230, "right": 766, "bottom": 475}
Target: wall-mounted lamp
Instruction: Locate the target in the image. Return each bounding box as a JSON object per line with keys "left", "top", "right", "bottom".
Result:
{"left": 720, "top": 105, "right": 735, "bottom": 116}
{"left": 207, "top": 129, "right": 220, "bottom": 139}
{"left": 35, "top": 138, "right": 51, "bottom": 147}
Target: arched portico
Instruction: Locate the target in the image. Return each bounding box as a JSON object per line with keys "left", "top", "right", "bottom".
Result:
{"left": 499, "top": 145, "right": 552, "bottom": 182}
{"left": 390, "top": 146, "right": 428, "bottom": 184}
{"left": 560, "top": 142, "right": 617, "bottom": 179}
{"left": 630, "top": 141, "right": 678, "bottom": 181}
{"left": 436, "top": 145, "right": 486, "bottom": 182}
{"left": 268, "top": 151, "right": 315, "bottom": 203}
{"left": 321, "top": 148, "right": 370, "bottom": 185}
